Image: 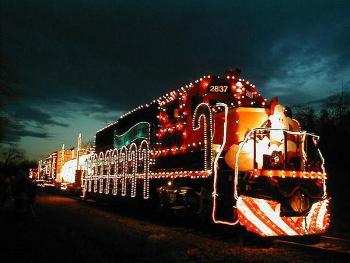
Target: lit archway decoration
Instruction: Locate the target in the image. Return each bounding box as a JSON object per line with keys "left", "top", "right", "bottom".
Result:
{"left": 139, "top": 140, "right": 150, "bottom": 199}
{"left": 104, "top": 150, "right": 111, "bottom": 194}
{"left": 111, "top": 148, "right": 118, "bottom": 195}
{"left": 128, "top": 143, "right": 138, "bottom": 197}
{"left": 98, "top": 152, "right": 104, "bottom": 193}
{"left": 92, "top": 153, "right": 98, "bottom": 193}
{"left": 119, "top": 146, "right": 128, "bottom": 196}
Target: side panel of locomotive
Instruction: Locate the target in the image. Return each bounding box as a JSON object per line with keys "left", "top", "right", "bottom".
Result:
{"left": 82, "top": 71, "right": 330, "bottom": 237}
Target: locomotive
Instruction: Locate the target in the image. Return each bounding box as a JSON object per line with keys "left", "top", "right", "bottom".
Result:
{"left": 82, "top": 70, "right": 330, "bottom": 237}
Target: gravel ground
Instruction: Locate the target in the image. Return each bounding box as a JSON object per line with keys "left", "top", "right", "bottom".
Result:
{"left": 0, "top": 192, "right": 347, "bottom": 263}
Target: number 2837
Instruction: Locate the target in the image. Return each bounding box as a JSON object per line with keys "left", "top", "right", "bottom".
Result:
{"left": 209, "top": 86, "right": 228, "bottom": 93}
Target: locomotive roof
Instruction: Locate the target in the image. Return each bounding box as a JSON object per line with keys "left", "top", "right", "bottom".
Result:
{"left": 97, "top": 72, "right": 266, "bottom": 134}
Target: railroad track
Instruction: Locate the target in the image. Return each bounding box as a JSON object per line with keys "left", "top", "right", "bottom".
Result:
{"left": 64, "top": 192, "right": 350, "bottom": 259}
{"left": 274, "top": 235, "right": 350, "bottom": 258}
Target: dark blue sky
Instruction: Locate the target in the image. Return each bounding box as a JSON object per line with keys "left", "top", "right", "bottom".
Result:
{"left": 1, "top": 0, "right": 349, "bottom": 160}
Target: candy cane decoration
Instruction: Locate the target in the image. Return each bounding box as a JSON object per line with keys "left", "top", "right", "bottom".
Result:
{"left": 192, "top": 103, "right": 213, "bottom": 171}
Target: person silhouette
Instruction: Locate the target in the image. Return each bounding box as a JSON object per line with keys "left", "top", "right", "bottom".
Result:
{"left": 12, "top": 169, "right": 36, "bottom": 215}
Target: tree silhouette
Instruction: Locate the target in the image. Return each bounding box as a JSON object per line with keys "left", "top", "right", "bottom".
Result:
{"left": 0, "top": 56, "right": 16, "bottom": 144}
{"left": 293, "top": 85, "right": 350, "bottom": 217}
{"left": 0, "top": 146, "right": 24, "bottom": 165}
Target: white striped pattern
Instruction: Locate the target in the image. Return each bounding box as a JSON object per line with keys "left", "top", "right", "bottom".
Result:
{"left": 253, "top": 199, "right": 298, "bottom": 236}
{"left": 304, "top": 201, "right": 319, "bottom": 230}
{"left": 237, "top": 196, "right": 330, "bottom": 237}
{"left": 237, "top": 197, "right": 277, "bottom": 236}
{"left": 316, "top": 199, "right": 328, "bottom": 229}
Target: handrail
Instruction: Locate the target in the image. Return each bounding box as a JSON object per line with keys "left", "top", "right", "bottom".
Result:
{"left": 211, "top": 103, "right": 239, "bottom": 226}
{"left": 233, "top": 128, "right": 326, "bottom": 200}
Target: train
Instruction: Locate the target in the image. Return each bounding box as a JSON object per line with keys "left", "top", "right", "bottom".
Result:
{"left": 82, "top": 70, "right": 330, "bottom": 237}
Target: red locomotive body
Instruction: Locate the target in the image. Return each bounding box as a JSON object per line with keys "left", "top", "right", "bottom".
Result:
{"left": 83, "top": 70, "right": 330, "bottom": 237}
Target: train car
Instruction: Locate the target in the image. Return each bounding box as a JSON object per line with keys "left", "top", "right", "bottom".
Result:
{"left": 82, "top": 70, "right": 330, "bottom": 237}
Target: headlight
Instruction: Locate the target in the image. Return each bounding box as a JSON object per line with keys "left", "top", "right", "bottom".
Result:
{"left": 289, "top": 191, "right": 310, "bottom": 214}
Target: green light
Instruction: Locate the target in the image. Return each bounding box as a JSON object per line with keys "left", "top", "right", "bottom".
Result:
{"left": 114, "top": 122, "right": 150, "bottom": 148}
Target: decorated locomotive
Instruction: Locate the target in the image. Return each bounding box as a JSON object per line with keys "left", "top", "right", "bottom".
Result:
{"left": 82, "top": 70, "right": 330, "bottom": 237}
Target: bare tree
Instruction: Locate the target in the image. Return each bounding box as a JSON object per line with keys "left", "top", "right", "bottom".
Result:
{"left": 0, "top": 56, "right": 16, "bottom": 143}
{"left": 0, "top": 146, "right": 24, "bottom": 165}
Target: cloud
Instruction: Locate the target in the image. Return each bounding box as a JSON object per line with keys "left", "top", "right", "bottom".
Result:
{"left": 1, "top": 0, "right": 349, "bottom": 157}
{"left": 2, "top": 1, "right": 349, "bottom": 106}
{"left": 261, "top": 30, "right": 350, "bottom": 104}
{"left": 1, "top": 103, "right": 64, "bottom": 144}
{"left": 10, "top": 104, "right": 69, "bottom": 127}
{"left": 1, "top": 97, "right": 124, "bottom": 145}
{"left": 2, "top": 121, "right": 51, "bottom": 144}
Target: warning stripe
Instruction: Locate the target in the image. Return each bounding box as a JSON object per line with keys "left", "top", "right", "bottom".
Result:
{"left": 252, "top": 199, "right": 299, "bottom": 236}
{"left": 244, "top": 198, "right": 286, "bottom": 236}
{"left": 323, "top": 211, "right": 330, "bottom": 229}
{"left": 304, "top": 201, "right": 320, "bottom": 231}
{"left": 237, "top": 209, "right": 266, "bottom": 237}
{"left": 237, "top": 198, "right": 277, "bottom": 236}
{"left": 316, "top": 199, "right": 329, "bottom": 230}
{"left": 309, "top": 202, "right": 322, "bottom": 233}
{"left": 281, "top": 217, "right": 304, "bottom": 235}
{"left": 295, "top": 217, "right": 305, "bottom": 227}
{"left": 237, "top": 196, "right": 330, "bottom": 236}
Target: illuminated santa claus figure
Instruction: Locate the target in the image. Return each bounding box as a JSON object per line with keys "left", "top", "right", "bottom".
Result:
{"left": 268, "top": 103, "right": 300, "bottom": 158}
{"left": 224, "top": 100, "right": 301, "bottom": 171}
